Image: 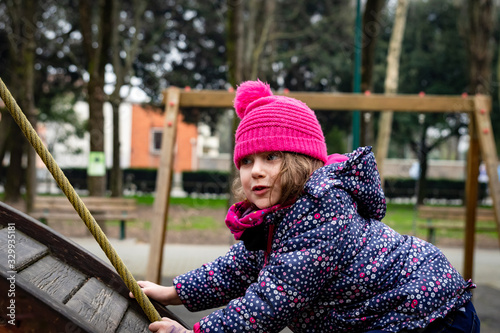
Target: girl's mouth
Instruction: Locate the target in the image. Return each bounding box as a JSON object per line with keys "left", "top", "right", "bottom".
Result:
{"left": 252, "top": 185, "right": 269, "bottom": 195}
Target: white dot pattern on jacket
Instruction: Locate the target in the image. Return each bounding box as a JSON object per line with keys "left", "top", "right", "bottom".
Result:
{"left": 174, "top": 146, "right": 474, "bottom": 333}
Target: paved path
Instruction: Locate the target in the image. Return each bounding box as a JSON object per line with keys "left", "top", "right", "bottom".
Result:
{"left": 71, "top": 237, "right": 500, "bottom": 333}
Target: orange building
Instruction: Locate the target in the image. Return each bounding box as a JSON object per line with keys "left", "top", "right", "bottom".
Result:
{"left": 129, "top": 104, "right": 197, "bottom": 173}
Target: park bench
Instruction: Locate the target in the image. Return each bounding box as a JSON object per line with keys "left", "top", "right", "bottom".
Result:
{"left": 30, "top": 196, "right": 138, "bottom": 240}
{"left": 417, "top": 205, "right": 497, "bottom": 243}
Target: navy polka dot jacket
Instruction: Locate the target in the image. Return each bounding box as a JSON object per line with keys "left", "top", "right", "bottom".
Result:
{"left": 174, "top": 146, "right": 474, "bottom": 333}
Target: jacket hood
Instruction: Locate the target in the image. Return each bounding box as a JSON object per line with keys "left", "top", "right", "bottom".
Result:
{"left": 304, "top": 146, "right": 386, "bottom": 220}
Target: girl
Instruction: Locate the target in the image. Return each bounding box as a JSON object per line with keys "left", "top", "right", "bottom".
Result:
{"left": 135, "top": 80, "right": 479, "bottom": 333}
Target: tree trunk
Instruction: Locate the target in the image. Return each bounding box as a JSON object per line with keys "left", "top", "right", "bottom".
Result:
{"left": 87, "top": 76, "right": 107, "bottom": 197}
{"left": 465, "top": 0, "right": 493, "bottom": 95}
{"left": 375, "top": 0, "right": 409, "bottom": 186}
{"left": 4, "top": 128, "right": 24, "bottom": 204}
{"left": 80, "top": 0, "right": 113, "bottom": 197}
{"left": 242, "top": 0, "right": 275, "bottom": 81}
{"left": 110, "top": 102, "right": 123, "bottom": 197}
{"left": 361, "top": 0, "right": 386, "bottom": 93}
{"left": 250, "top": 0, "right": 276, "bottom": 79}
{"left": 109, "top": 0, "right": 121, "bottom": 198}
{"left": 0, "top": 108, "right": 13, "bottom": 177}
{"left": 243, "top": 0, "right": 258, "bottom": 80}
{"left": 3, "top": 0, "right": 38, "bottom": 209}
{"left": 227, "top": 0, "right": 244, "bottom": 85}
{"left": 226, "top": 0, "right": 275, "bottom": 206}
{"left": 226, "top": 0, "right": 244, "bottom": 206}
{"left": 23, "top": 0, "right": 38, "bottom": 212}
{"left": 360, "top": 0, "right": 386, "bottom": 147}
{"left": 108, "top": 0, "right": 145, "bottom": 197}
{"left": 416, "top": 123, "right": 429, "bottom": 205}
{"left": 3, "top": 75, "right": 23, "bottom": 204}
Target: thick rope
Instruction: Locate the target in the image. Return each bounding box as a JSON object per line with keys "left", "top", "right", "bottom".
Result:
{"left": 0, "top": 77, "right": 162, "bottom": 323}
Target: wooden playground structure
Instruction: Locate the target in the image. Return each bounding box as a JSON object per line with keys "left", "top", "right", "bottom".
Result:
{"left": 0, "top": 201, "right": 187, "bottom": 332}
{"left": 147, "top": 87, "right": 500, "bottom": 283}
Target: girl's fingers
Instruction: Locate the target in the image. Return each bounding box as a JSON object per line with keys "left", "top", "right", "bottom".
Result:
{"left": 149, "top": 317, "right": 192, "bottom": 333}
{"left": 129, "top": 280, "right": 147, "bottom": 298}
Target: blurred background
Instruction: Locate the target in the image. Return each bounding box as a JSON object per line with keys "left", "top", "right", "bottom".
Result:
{"left": 0, "top": 0, "right": 499, "bottom": 209}
{"left": 1, "top": 1, "right": 500, "bottom": 331}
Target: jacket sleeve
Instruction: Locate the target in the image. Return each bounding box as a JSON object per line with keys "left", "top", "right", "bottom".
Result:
{"left": 196, "top": 200, "right": 345, "bottom": 332}
{"left": 174, "top": 242, "right": 265, "bottom": 312}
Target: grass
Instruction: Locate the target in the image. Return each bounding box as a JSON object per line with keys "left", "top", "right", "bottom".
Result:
{"left": 129, "top": 198, "right": 497, "bottom": 241}
{"left": 130, "top": 194, "right": 228, "bottom": 209}
{"left": 168, "top": 215, "right": 221, "bottom": 231}
{"left": 125, "top": 195, "right": 228, "bottom": 232}
{"left": 382, "top": 203, "right": 421, "bottom": 236}
{"left": 104, "top": 216, "right": 220, "bottom": 231}
{"left": 383, "top": 203, "right": 497, "bottom": 241}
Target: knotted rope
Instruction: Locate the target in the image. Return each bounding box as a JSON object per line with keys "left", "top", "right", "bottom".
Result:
{"left": 0, "top": 77, "right": 162, "bottom": 323}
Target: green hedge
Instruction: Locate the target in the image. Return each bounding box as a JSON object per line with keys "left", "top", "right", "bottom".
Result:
{"left": 383, "top": 178, "right": 488, "bottom": 201}
{"left": 182, "top": 171, "right": 229, "bottom": 194}
{"left": 57, "top": 168, "right": 158, "bottom": 192}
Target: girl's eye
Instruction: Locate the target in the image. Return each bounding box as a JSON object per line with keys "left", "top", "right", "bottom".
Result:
{"left": 241, "top": 157, "right": 252, "bottom": 165}
{"left": 267, "top": 152, "right": 281, "bottom": 161}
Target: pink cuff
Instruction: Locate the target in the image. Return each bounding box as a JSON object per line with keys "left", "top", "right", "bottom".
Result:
{"left": 193, "top": 322, "right": 201, "bottom": 333}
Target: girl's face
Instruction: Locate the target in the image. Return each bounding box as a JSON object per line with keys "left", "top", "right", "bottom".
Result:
{"left": 239, "top": 151, "right": 282, "bottom": 209}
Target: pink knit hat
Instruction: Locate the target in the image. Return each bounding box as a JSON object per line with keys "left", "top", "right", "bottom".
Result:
{"left": 233, "top": 80, "right": 327, "bottom": 168}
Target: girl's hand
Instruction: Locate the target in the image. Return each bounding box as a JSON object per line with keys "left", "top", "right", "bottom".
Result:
{"left": 129, "top": 281, "right": 182, "bottom": 306}
{"left": 149, "top": 317, "right": 193, "bottom": 333}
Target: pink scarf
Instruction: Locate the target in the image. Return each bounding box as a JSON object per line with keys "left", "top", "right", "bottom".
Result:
{"left": 326, "top": 153, "right": 348, "bottom": 165}
{"left": 225, "top": 201, "right": 287, "bottom": 240}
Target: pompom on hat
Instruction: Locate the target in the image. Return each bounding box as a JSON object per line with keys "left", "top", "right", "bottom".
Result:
{"left": 233, "top": 80, "right": 327, "bottom": 168}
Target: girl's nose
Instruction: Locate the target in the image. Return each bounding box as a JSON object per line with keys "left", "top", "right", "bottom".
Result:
{"left": 251, "top": 159, "right": 265, "bottom": 178}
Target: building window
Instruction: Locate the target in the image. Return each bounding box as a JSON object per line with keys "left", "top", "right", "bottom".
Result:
{"left": 151, "top": 128, "right": 162, "bottom": 154}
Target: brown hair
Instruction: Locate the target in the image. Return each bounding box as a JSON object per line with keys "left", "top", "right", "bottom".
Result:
{"left": 232, "top": 152, "right": 324, "bottom": 206}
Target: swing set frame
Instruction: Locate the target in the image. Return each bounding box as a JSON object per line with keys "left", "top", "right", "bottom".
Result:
{"left": 147, "top": 88, "right": 500, "bottom": 284}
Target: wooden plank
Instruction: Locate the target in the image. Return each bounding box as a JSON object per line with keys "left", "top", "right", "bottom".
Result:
{"left": 418, "top": 223, "right": 496, "bottom": 232}
{"left": 0, "top": 228, "right": 48, "bottom": 271}
{"left": 285, "top": 93, "right": 475, "bottom": 112}
{"left": 35, "top": 196, "right": 135, "bottom": 203}
{"left": 178, "top": 90, "right": 477, "bottom": 112}
{"left": 0, "top": 203, "right": 129, "bottom": 289}
{"left": 32, "top": 205, "right": 137, "bottom": 213}
{"left": 18, "top": 255, "right": 86, "bottom": 303}
{"left": 418, "top": 213, "right": 493, "bottom": 221}
{"left": 35, "top": 196, "right": 134, "bottom": 203}
{"left": 32, "top": 207, "right": 136, "bottom": 213}
{"left": 0, "top": 202, "right": 189, "bottom": 328}
{"left": 146, "top": 87, "right": 181, "bottom": 283}
{"left": 464, "top": 110, "right": 481, "bottom": 280}
{"left": 80, "top": 197, "right": 136, "bottom": 204}
{"left": 0, "top": 270, "right": 95, "bottom": 333}
{"left": 473, "top": 95, "right": 500, "bottom": 247}
{"left": 31, "top": 196, "right": 138, "bottom": 226}
{"left": 66, "top": 277, "right": 128, "bottom": 332}
{"left": 34, "top": 197, "right": 137, "bottom": 209}
{"left": 30, "top": 212, "right": 138, "bottom": 222}
{"left": 30, "top": 212, "right": 138, "bottom": 220}
{"left": 116, "top": 309, "right": 151, "bottom": 333}
{"left": 417, "top": 207, "right": 495, "bottom": 221}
